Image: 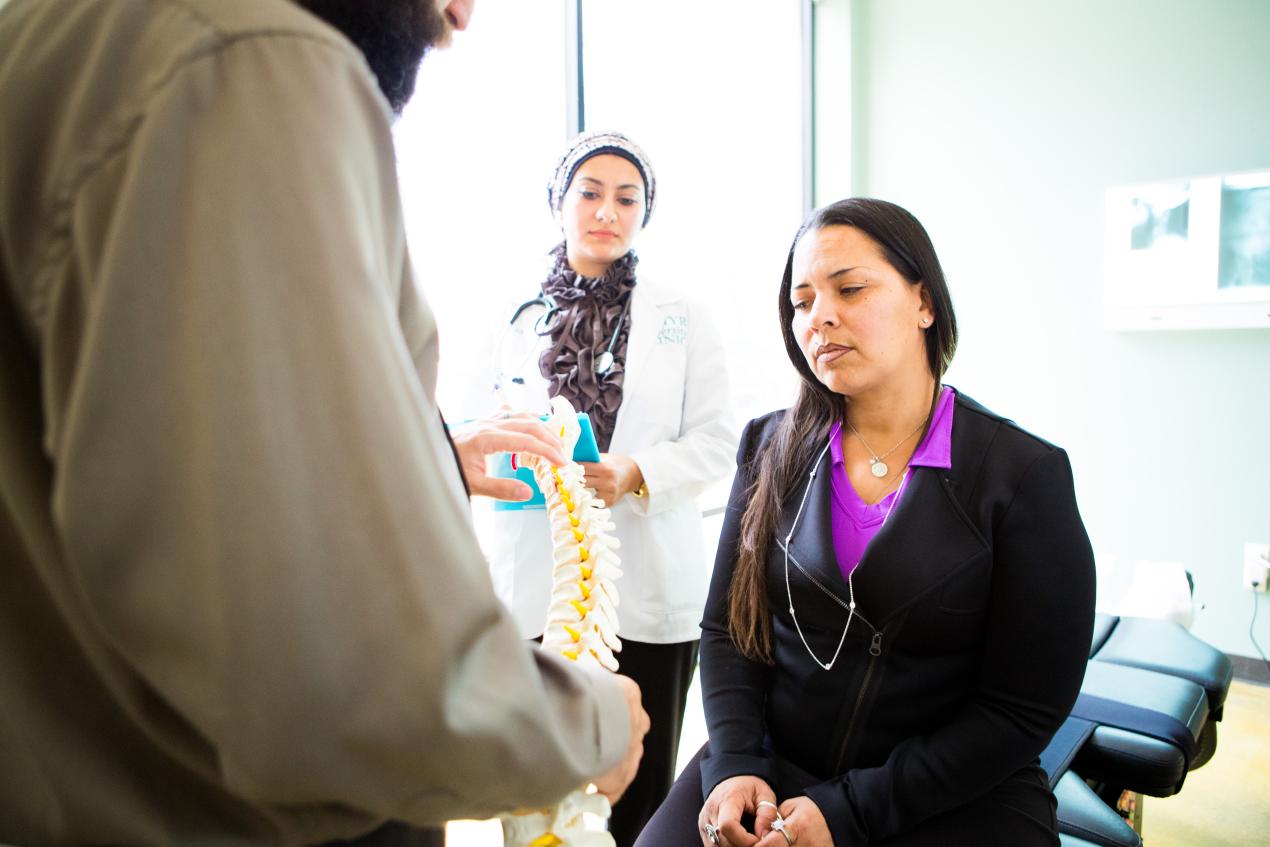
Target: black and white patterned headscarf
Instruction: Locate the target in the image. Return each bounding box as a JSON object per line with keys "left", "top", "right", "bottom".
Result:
{"left": 546, "top": 130, "right": 657, "bottom": 227}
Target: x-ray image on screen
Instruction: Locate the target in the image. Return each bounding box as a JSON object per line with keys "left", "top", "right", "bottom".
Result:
{"left": 1128, "top": 183, "right": 1190, "bottom": 251}
{"left": 1218, "top": 172, "right": 1270, "bottom": 289}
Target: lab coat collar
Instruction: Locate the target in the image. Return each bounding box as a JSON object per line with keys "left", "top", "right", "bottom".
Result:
{"left": 608, "top": 279, "right": 675, "bottom": 449}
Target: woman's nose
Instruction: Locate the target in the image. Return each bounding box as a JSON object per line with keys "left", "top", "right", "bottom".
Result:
{"left": 807, "top": 298, "right": 837, "bottom": 329}
{"left": 595, "top": 201, "right": 616, "bottom": 222}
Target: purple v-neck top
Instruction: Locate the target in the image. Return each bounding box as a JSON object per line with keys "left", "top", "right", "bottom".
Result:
{"left": 828, "top": 386, "right": 956, "bottom": 580}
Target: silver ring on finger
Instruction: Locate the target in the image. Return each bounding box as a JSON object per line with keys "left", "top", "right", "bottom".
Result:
{"left": 757, "top": 799, "right": 779, "bottom": 813}
{"left": 771, "top": 814, "right": 794, "bottom": 846}
{"left": 703, "top": 822, "right": 721, "bottom": 846}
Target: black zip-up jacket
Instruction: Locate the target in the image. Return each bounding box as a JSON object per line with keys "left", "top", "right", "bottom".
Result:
{"left": 699, "top": 391, "right": 1095, "bottom": 845}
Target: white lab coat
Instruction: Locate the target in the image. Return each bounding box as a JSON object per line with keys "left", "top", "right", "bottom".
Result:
{"left": 477, "top": 277, "right": 738, "bottom": 643}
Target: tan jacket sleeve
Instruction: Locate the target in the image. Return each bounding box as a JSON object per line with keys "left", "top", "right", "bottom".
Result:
{"left": 46, "top": 31, "right": 628, "bottom": 824}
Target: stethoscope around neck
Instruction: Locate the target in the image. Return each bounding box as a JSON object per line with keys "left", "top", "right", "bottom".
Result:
{"left": 507, "top": 294, "right": 560, "bottom": 336}
{"left": 782, "top": 439, "right": 909, "bottom": 671}
{"left": 493, "top": 292, "right": 631, "bottom": 403}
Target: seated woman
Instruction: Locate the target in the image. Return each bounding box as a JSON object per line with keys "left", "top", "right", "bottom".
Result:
{"left": 637, "top": 198, "right": 1095, "bottom": 847}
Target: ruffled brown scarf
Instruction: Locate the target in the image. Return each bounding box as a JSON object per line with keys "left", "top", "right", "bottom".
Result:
{"left": 538, "top": 242, "right": 637, "bottom": 452}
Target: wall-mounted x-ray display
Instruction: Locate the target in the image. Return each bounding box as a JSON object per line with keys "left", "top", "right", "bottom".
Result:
{"left": 1218, "top": 172, "right": 1270, "bottom": 291}
{"left": 1105, "top": 168, "right": 1270, "bottom": 330}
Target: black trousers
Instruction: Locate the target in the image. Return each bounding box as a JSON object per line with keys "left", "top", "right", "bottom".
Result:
{"left": 608, "top": 638, "right": 700, "bottom": 847}
{"left": 636, "top": 744, "right": 1058, "bottom": 847}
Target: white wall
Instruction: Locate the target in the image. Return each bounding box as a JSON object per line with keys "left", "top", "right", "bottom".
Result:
{"left": 821, "top": 0, "right": 1270, "bottom": 657}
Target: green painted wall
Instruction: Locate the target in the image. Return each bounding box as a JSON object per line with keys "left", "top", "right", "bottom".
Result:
{"left": 818, "top": 0, "right": 1270, "bottom": 657}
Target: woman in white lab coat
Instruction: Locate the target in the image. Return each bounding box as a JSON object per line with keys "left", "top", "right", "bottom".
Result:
{"left": 485, "top": 131, "right": 737, "bottom": 846}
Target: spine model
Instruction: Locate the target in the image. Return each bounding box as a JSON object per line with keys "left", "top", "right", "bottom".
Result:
{"left": 500, "top": 398, "right": 623, "bottom": 847}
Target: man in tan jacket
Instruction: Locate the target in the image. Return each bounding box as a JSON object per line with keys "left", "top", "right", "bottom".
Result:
{"left": 0, "top": 0, "right": 647, "bottom": 843}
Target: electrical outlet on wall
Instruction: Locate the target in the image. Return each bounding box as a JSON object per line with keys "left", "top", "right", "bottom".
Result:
{"left": 1243, "top": 542, "right": 1270, "bottom": 592}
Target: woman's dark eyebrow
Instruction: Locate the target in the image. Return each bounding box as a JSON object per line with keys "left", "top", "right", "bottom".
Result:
{"left": 791, "top": 266, "right": 869, "bottom": 290}
{"left": 576, "top": 176, "right": 641, "bottom": 192}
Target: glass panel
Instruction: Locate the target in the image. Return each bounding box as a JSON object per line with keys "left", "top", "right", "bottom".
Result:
{"left": 394, "top": 0, "right": 569, "bottom": 417}
{"left": 582, "top": 0, "right": 806, "bottom": 426}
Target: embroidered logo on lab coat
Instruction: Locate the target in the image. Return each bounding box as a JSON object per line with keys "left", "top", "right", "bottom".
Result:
{"left": 656, "top": 316, "right": 687, "bottom": 345}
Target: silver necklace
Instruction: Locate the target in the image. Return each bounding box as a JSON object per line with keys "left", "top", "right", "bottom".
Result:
{"left": 783, "top": 443, "right": 909, "bottom": 671}
{"left": 845, "top": 414, "right": 928, "bottom": 479}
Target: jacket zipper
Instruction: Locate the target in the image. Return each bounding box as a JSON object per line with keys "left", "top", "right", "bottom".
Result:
{"left": 835, "top": 632, "right": 883, "bottom": 771}
{"left": 779, "top": 542, "right": 887, "bottom": 772}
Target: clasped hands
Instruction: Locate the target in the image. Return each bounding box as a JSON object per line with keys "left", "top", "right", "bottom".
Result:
{"left": 699, "top": 776, "right": 832, "bottom": 847}
{"left": 451, "top": 409, "right": 642, "bottom": 505}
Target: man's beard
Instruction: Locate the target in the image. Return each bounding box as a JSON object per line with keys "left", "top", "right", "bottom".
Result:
{"left": 295, "top": 0, "right": 448, "bottom": 115}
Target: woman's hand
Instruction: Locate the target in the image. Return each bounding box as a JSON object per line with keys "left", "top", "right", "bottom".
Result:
{"left": 449, "top": 411, "right": 566, "bottom": 501}
{"left": 698, "top": 775, "right": 781, "bottom": 846}
{"left": 579, "top": 453, "right": 643, "bottom": 506}
{"left": 754, "top": 796, "right": 833, "bottom": 847}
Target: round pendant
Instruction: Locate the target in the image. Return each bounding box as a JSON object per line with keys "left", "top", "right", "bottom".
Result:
{"left": 870, "top": 460, "right": 889, "bottom": 478}
{"left": 594, "top": 351, "right": 614, "bottom": 374}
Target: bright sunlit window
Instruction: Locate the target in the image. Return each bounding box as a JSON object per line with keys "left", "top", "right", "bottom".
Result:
{"left": 582, "top": 0, "right": 805, "bottom": 430}
{"left": 394, "top": 0, "right": 570, "bottom": 418}
{"left": 396, "top": 0, "right": 805, "bottom": 442}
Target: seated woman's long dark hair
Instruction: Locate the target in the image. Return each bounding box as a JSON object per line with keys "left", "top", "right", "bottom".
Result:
{"left": 728, "top": 198, "right": 960, "bottom": 662}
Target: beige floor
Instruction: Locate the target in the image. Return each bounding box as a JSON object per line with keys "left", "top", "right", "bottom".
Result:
{"left": 1141, "top": 679, "right": 1270, "bottom": 846}
{"left": 444, "top": 677, "right": 1270, "bottom": 846}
